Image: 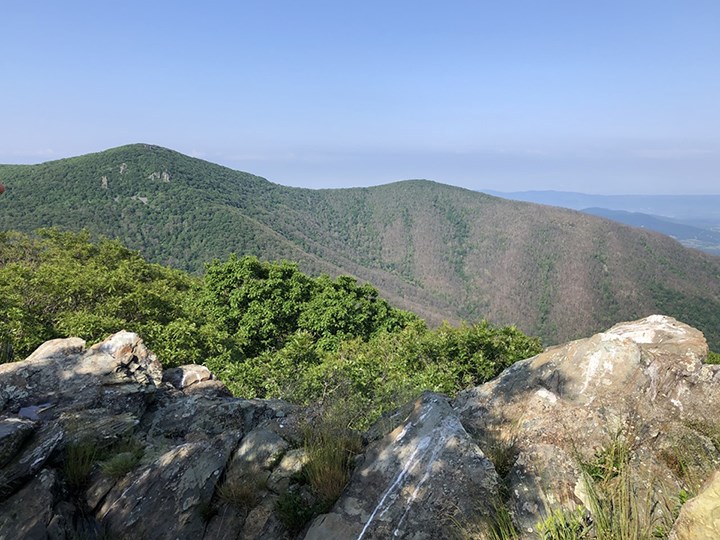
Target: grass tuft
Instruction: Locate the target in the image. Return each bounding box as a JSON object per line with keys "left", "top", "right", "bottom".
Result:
{"left": 217, "top": 471, "right": 268, "bottom": 510}
{"left": 100, "top": 451, "right": 142, "bottom": 479}
{"left": 98, "top": 435, "right": 145, "bottom": 479}
{"left": 64, "top": 439, "right": 99, "bottom": 490}
{"left": 537, "top": 507, "right": 590, "bottom": 540}
{"left": 301, "top": 405, "right": 363, "bottom": 508}
{"left": 487, "top": 502, "right": 520, "bottom": 540}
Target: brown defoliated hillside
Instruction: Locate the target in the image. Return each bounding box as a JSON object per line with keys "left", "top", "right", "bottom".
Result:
{"left": 2, "top": 143, "right": 720, "bottom": 348}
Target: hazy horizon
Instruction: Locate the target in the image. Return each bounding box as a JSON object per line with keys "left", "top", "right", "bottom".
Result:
{"left": 3, "top": 1, "right": 719, "bottom": 195}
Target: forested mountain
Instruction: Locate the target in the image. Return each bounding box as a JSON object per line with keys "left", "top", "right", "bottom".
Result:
{"left": 484, "top": 189, "right": 720, "bottom": 221}
{"left": 2, "top": 144, "right": 720, "bottom": 348}
{"left": 581, "top": 207, "right": 720, "bottom": 256}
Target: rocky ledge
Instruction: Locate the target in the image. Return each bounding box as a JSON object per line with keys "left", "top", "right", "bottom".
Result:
{"left": 1, "top": 316, "right": 719, "bottom": 539}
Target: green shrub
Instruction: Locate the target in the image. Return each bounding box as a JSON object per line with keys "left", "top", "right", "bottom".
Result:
{"left": 276, "top": 491, "right": 315, "bottom": 534}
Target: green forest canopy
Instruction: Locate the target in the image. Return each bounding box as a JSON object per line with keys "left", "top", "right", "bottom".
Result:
{"left": 0, "top": 229, "right": 544, "bottom": 427}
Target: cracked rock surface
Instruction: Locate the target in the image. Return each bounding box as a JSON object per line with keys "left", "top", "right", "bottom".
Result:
{"left": 1, "top": 316, "right": 719, "bottom": 539}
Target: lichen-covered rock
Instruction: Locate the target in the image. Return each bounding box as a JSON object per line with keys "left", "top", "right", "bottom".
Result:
{"left": 267, "top": 449, "right": 308, "bottom": 494}
{"left": 454, "top": 315, "right": 720, "bottom": 535}
{"left": 0, "top": 468, "right": 58, "bottom": 538}
{"left": 0, "top": 417, "right": 35, "bottom": 467}
{"left": 163, "top": 364, "right": 214, "bottom": 389}
{"left": 305, "top": 392, "right": 498, "bottom": 540}
{"left": 669, "top": 471, "right": 720, "bottom": 540}
{"left": 226, "top": 428, "right": 289, "bottom": 478}
{"left": 100, "top": 431, "right": 241, "bottom": 539}
{"left": 0, "top": 331, "right": 304, "bottom": 539}
{"left": 0, "top": 422, "right": 63, "bottom": 498}
{"left": 0, "top": 337, "right": 86, "bottom": 412}
{"left": 146, "top": 395, "right": 296, "bottom": 442}
{"left": 0, "top": 331, "right": 161, "bottom": 417}
{"left": 84, "top": 330, "right": 163, "bottom": 386}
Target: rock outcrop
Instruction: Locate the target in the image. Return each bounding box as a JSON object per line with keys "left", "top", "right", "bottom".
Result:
{"left": 669, "top": 471, "right": 720, "bottom": 540}
{"left": 305, "top": 392, "right": 498, "bottom": 540}
{"left": 453, "top": 315, "right": 720, "bottom": 536}
{"left": 1, "top": 315, "right": 719, "bottom": 539}
{"left": 0, "top": 331, "right": 304, "bottom": 539}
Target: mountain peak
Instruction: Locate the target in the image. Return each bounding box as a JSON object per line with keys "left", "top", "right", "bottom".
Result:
{"left": 2, "top": 145, "right": 720, "bottom": 348}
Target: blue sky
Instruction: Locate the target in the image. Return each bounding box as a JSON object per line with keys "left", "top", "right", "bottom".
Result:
{"left": 2, "top": 1, "right": 719, "bottom": 193}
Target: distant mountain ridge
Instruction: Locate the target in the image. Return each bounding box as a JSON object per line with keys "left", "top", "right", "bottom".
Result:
{"left": 485, "top": 189, "right": 720, "bottom": 256}
{"left": 2, "top": 144, "right": 720, "bottom": 348}
{"left": 581, "top": 207, "right": 720, "bottom": 256}
{"left": 483, "top": 189, "right": 720, "bottom": 221}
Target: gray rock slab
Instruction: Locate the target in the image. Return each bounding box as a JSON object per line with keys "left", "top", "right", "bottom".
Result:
{"left": 99, "top": 431, "right": 241, "bottom": 540}
{"left": 0, "top": 422, "right": 63, "bottom": 498}
{"left": 0, "top": 468, "right": 58, "bottom": 539}
{"left": 0, "top": 416, "right": 36, "bottom": 467}
{"left": 669, "top": 471, "right": 720, "bottom": 540}
{"left": 305, "top": 392, "right": 498, "bottom": 540}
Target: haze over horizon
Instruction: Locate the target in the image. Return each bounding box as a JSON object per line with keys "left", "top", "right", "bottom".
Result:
{"left": 2, "top": 1, "right": 719, "bottom": 195}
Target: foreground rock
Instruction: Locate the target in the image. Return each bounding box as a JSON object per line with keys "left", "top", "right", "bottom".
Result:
{"left": 1, "top": 315, "right": 719, "bottom": 539}
{"left": 454, "top": 315, "right": 720, "bottom": 536}
{"left": 669, "top": 471, "right": 720, "bottom": 540}
{"left": 0, "top": 331, "right": 303, "bottom": 540}
{"left": 305, "top": 392, "right": 498, "bottom": 539}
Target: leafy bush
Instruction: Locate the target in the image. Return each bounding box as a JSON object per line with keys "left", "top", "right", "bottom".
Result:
{"left": 0, "top": 229, "right": 205, "bottom": 364}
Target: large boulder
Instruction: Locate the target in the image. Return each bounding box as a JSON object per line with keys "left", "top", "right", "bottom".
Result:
{"left": 454, "top": 315, "right": 720, "bottom": 536}
{"left": 0, "top": 468, "right": 59, "bottom": 539}
{"left": 0, "top": 331, "right": 162, "bottom": 417}
{"left": 305, "top": 392, "right": 498, "bottom": 540}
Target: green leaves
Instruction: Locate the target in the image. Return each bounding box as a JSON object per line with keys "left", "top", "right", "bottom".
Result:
{"left": 0, "top": 229, "right": 200, "bottom": 363}
{"left": 0, "top": 229, "right": 543, "bottom": 430}
{"left": 200, "top": 255, "right": 416, "bottom": 359}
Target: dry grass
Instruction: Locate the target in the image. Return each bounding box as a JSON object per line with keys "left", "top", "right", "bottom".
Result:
{"left": 301, "top": 403, "right": 363, "bottom": 508}
{"left": 217, "top": 471, "right": 268, "bottom": 510}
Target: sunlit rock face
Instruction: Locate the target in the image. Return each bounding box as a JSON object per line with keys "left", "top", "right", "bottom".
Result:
{"left": 453, "top": 315, "right": 719, "bottom": 536}
{"left": 305, "top": 392, "right": 498, "bottom": 540}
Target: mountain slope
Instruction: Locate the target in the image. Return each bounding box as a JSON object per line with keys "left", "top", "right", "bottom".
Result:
{"left": 2, "top": 144, "right": 720, "bottom": 348}
{"left": 582, "top": 207, "right": 720, "bottom": 256}
{"left": 483, "top": 190, "right": 720, "bottom": 221}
